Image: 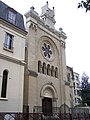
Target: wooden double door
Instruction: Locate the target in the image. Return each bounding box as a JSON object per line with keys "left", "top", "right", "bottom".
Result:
{"left": 42, "top": 97, "right": 52, "bottom": 114}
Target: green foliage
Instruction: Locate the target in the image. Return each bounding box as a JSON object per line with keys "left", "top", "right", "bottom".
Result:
{"left": 78, "top": 0, "right": 90, "bottom": 12}
{"left": 81, "top": 72, "right": 90, "bottom": 106}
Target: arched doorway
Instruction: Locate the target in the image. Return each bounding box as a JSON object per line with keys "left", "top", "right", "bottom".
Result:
{"left": 40, "top": 83, "right": 58, "bottom": 114}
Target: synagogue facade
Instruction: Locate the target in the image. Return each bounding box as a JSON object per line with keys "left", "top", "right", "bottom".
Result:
{"left": 23, "top": 2, "right": 71, "bottom": 113}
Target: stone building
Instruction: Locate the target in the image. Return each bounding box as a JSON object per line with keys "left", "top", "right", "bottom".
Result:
{"left": 0, "top": 1, "right": 27, "bottom": 112}
{"left": 73, "top": 72, "right": 81, "bottom": 106}
{"left": 66, "top": 66, "right": 81, "bottom": 107}
{"left": 23, "top": 2, "right": 70, "bottom": 113}
{"left": 0, "top": 1, "right": 81, "bottom": 113}
{"left": 66, "top": 66, "right": 74, "bottom": 107}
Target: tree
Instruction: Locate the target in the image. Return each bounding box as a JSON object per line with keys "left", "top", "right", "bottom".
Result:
{"left": 81, "top": 72, "right": 90, "bottom": 106}
{"left": 78, "top": 0, "right": 90, "bottom": 12}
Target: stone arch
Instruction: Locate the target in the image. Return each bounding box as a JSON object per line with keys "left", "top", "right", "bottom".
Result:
{"left": 40, "top": 83, "right": 58, "bottom": 99}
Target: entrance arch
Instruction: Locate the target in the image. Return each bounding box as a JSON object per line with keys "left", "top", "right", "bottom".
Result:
{"left": 40, "top": 83, "right": 58, "bottom": 99}
{"left": 40, "top": 83, "right": 58, "bottom": 114}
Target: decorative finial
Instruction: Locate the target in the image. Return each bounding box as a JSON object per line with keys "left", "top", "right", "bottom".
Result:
{"left": 46, "top": 1, "right": 48, "bottom": 4}
{"left": 30, "top": 6, "right": 35, "bottom": 11}
{"left": 59, "top": 28, "right": 63, "bottom": 31}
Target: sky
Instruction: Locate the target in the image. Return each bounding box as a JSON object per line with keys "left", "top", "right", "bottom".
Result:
{"left": 2, "top": 0, "right": 90, "bottom": 80}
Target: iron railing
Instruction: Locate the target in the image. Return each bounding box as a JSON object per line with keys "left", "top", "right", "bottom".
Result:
{"left": 0, "top": 112, "right": 90, "bottom": 120}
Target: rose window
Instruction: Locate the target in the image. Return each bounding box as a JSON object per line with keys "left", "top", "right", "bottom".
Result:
{"left": 42, "top": 43, "right": 52, "bottom": 58}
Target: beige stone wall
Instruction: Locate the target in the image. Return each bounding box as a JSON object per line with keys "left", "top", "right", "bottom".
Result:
{"left": 65, "top": 85, "right": 71, "bottom": 107}
{"left": 73, "top": 72, "right": 81, "bottom": 106}
{"left": 0, "top": 58, "right": 24, "bottom": 112}
{"left": 0, "top": 21, "right": 26, "bottom": 60}
{"left": 0, "top": 21, "right": 26, "bottom": 112}
{"left": 24, "top": 10, "right": 67, "bottom": 112}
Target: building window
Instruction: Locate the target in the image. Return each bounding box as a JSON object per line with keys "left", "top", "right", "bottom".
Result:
{"left": 77, "top": 98, "right": 81, "bottom": 104}
{"left": 38, "top": 61, "right": 42, "bottom": 73}
{"left": 67, "top": 73, "right": 70, "bottom": 82}
{"left": 55, "top": 67, "right": 58, "bottom": 78}
{"left": 1, "top": 70, "right": 8, "bottom": 98}
{"left": 74, "top": 90, "right": 76, "bottom": 95}
{"left": 77, "top": 83, "right": 79, "bottom": 88}
{"left": 77, "top": 90, "right": 80, "bottom": 96}
{"left": 51, "top": 66, "right": 55, "bottom": 77}
{"left": 38, "top": 61, "right": 58, "bottom": 78}
{"left": 47, "top": 64, "right": 50, "bottom": 76}
{"left": 73, "top": 82, "right": 75, "bottom": 89}
{"left": 42, "top": 63, "right": 46, "bottom": 74}
{"left": 42, "top": 43, "right": 52, "bottom": 58}
{"left": 4, "top": 33, "right": 14, "bottom": 50}
{"left": 75, "top": 98, "right": 77, "bottom": 103}
{"left": 76, "top": 76, "right": 79, "bottom": 80}
{"left": 8, "top": 11, "right": 16, "bottom": 24}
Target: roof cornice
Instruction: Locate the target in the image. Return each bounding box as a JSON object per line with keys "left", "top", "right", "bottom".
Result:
{"left": 0, "top": 18, "right": 27, "bottom": 36}
{"left": 25, "top": 11, "right": 67, "bottom": 40}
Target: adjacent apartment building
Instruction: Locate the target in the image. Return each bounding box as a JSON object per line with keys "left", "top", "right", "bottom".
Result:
{"left": 0, "top": 1, "right": 27, "bottom": 112}
{"left": 73, "top": 72, "right": 81, "bottom": 106}
{"left": 66, "top": 66, "right": 81, "bottom": 107}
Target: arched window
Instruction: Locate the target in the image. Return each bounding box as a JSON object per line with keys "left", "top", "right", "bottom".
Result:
{"left": 1, "top": 70, "right": 8, "bottom": 98}
{"left": 47, "top": 64, "right": 50, "bottom": 76}
{"left": 38, "top": 61, "right": 42, "bottom": 73}
{"left": 67, "top": 73, "right": 70, "bottom": 82}
{"left": 42, "top": 63, "right": 46, "bottom": 74}
{"left": 55, "top": 67, "right": 58, "bottom": 78}
{"left": 51, "top": 66, "right": 55, "bottom": 77}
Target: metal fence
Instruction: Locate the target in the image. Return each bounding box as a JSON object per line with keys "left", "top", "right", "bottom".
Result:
{"left": 0, "top": 104, "right": 89, "bottom": 120}
{"left": 0, "top": 112, "right": 90, "bottom": 120}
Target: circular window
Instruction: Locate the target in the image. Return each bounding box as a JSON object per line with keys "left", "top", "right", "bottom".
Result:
{"left": 41, "top": 41, "right": 54, "bottom": 61}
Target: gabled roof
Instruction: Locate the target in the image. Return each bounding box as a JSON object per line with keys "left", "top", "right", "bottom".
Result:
{"left": 0, "top": 1, "right": 25, "bottom": 31}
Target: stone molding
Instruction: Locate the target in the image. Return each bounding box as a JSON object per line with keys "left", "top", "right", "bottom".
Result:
{"left": 0, "top": 53, "right": 26, "bottom": 65}
{"left": 60, "top": 41, "right": 66, "bottom": 48}
{"left": 28, "top": 69, "right": 38, "bottom": 77}
{"left": 0, "top": 18, "right": 27, "bottom": 36}
{"left": 25, "top": 11, "right": 67, "bottom": 40}
{"left": 40, "top": 82, "right": 58, "bottom": 99}
{"left": 29, "top": 22, "right": 37, "bottom": 31}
